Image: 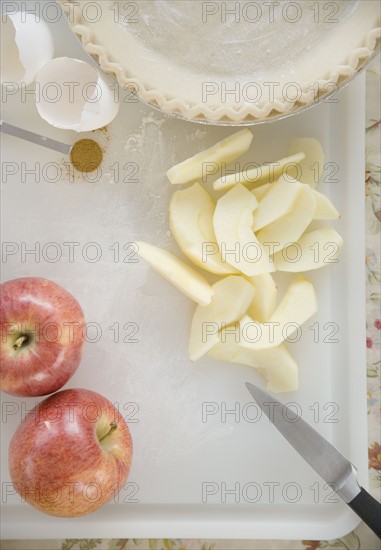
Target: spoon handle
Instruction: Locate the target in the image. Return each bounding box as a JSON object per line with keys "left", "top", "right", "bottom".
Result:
{"left": 0, "top": 121, "right": 71, "bottom": 155}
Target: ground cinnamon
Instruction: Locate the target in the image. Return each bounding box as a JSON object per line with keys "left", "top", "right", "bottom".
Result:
{"left": 70, "top": 138, "right": 103, "bottom": 173}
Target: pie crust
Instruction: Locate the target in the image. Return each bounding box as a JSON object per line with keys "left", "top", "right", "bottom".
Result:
{"left": 61, "top": 0, "right": 381, "bottom": 124}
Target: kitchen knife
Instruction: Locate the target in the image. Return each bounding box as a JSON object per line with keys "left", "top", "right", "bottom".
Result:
{"left": 245, "top": 382, "right": 381, "bottom": 538}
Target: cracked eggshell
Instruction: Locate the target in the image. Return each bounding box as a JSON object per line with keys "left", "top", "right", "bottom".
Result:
{"left": 35, "top": 57, "right": 120, "bottom": 132}
{"left": 0, "top": 12, "right": 54, "bottom": 85}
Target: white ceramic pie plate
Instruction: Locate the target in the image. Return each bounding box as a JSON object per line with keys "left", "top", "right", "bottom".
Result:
{"left": 61, "top": 0, "right": 380, "bottom": 124}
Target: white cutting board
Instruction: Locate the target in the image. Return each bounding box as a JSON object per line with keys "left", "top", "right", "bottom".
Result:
{"left": 0, "top": 2, "right": 367, "bottom": 540}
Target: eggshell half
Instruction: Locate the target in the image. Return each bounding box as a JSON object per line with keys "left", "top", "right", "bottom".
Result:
{"left": 0, "top": 12, "right": 54, "bottom": 85}
{"left": 35, "top": 57, "right": 120, "bottom": 132}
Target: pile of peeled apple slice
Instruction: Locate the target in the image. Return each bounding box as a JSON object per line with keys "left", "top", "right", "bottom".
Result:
{"left": 137, "top": 129, "right": 343, "bottom": 392}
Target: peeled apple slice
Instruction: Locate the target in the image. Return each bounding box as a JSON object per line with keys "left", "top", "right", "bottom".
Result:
{"left": 169, "top": 182, "right": 236, "bottom": 275}
{"left": 252, "top": 176, "right": 302, "bottom": 232}
{"left": 208, "top": 340, "right": 298, "bottom": 393}
{"left": 136, "top": 241, "right": 214, "bottom": 306}
{"left": 252, "top": 183, "right": 272, "bottom": 201}
{"left": 166, "top": 129, "right": 253, "bottom": 185}
{"left": 213, "top": 152, "right": 305, "bottom": 191}
{"left": 208, "top": 338, "right": 290, "bottom": 369}
{"left": 257, "top": 185, "right": 317, "bottom": 254}
{"left": 312, "top": 190, "right": 340, "bottom": 220}
{"left": 263, "top": 353, "right": 299, "bottom": 393}
{"left": 213, "top": 184, "right": 275, "bottom": 276}
{"left": 274, "top": 226, "right": 343, "bottom": 272}
{"left": 240, "top": 276, "right": 317, "bottom": 350}
{"left": 189, "top": 276, "right": 255, "bottom": 361}
{"left": 247, "top": 273, "right": 278, "bottom": 322}
{"left": 288, "top": 138, "right": 324, "bottom": 188}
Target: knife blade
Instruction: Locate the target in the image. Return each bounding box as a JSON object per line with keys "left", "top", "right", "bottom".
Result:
{"left": 245, "top": 382, "right": 381, "bottom": 538}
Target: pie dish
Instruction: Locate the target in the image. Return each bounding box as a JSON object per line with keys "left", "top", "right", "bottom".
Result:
{"left": 61, "top": 0, "right": 380, "bottom": 124}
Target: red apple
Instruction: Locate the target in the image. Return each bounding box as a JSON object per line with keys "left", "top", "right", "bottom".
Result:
{"left": 9, "top": 388, "right": 133, "bottom": 517}
{"left": 0, "top": 277, "right": 85, "bottom": 396}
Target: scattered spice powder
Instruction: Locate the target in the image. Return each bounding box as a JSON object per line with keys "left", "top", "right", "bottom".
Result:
{"left": 70, "top": 138, "right": 103, "bottom": 173}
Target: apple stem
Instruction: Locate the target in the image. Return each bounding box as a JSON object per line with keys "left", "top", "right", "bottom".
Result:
{"left": 99, "top": 421, "right": 117, "bottom": 442}
{"left": 13, "top": 334, "right": 30, "bottom": 351}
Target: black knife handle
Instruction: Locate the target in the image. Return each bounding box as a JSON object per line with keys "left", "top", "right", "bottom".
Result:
{"left": 348, "top": 487, "right": 381, "bottom": 538}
